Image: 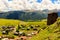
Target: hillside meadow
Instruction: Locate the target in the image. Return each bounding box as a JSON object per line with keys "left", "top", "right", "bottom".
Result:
{"left": 0, "top": 18, "right": 59, "bottom": 40}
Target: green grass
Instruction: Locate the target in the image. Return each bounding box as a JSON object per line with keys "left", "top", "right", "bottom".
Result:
{"left": 0, "top": 18, "right": 60, "bottom": 40}
{"left": 28, "top": 18, "right": 60, "bottom": 40}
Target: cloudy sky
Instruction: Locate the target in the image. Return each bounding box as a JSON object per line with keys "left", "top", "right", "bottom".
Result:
{"left": 0, "top": 0, "right": 60, "bottom": 12}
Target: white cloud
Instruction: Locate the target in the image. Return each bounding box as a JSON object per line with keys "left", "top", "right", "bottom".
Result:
{"left": 0, "top": 0, "right": 60, "bottom": 12}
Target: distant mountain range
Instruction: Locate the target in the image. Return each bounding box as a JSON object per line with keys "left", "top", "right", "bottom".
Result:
{"left": 0, "top": 10, "right": 48, "bottom": 21}
{"left": 0, "top": 10, "right": 60, "bottom": 21}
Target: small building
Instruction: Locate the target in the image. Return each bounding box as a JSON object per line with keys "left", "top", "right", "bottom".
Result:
{"left": 47, "top": 12, "right": 58, "bottom": 25}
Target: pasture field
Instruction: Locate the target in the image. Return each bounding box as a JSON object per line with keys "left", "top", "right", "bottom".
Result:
{"left": 0, "top": 18, "right": 60, "bottom": 40}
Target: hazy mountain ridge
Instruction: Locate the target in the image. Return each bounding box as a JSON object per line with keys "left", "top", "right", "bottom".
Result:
{"left": 0, "top": 10, "right": 48, "bottom": 21}
{"left": 0, "top": 9, "right": 60, "bottom": 21}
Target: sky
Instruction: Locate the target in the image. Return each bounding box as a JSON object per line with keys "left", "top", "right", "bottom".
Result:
{"left": 36, "top": 0, "right": 42, "bottom": 3}
{"left": 0, "top": 0, "right": 60, "bottom": 12}
{"left": 7, "top": 0, "right": 59, "bottom": 3}
{"left": 51, "top": 0, "right": 60, "bottom": 4}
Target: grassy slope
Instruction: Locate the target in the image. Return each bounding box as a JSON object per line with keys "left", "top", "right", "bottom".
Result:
{"left": 29, "top": 18, "right": 60, "bottom": 40}
{"left": 0, "top": 18, "right": 60, "bottom": 40}
{"left": 0, "top": 19, "right": 19, "bottom": 26}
